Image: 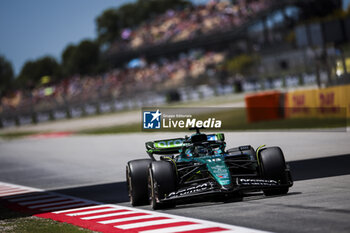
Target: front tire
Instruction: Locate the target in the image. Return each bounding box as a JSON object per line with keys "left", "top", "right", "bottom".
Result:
{"left": 126, "top": 159, "right": 152, "bottom": 206}
{"left": 148, "top": 161, "right": 177, "bottom": 209}
{"left": 259, "top": 147, "right": 289, "bottom": 196}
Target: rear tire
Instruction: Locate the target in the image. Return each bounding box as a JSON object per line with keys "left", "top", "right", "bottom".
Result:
{"left": 148, "top": 161, "right": 177, "bottom": 209}
{"left": 126, "top": 159, "right": 152, "bottom": 206}
{"left": 259, "top": 147, "right": 289, "bottom": 196}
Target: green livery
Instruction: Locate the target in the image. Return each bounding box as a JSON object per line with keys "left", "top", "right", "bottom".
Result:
{"left": 127, "top": 127, "right": 293, "bottom": 209}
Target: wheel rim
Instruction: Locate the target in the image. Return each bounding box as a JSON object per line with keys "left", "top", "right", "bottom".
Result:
{"left": 148, "top": 168, "right": 157, "bottom": 208}
{"left": 148, "top": 169, "right": 152, "bottom": 205}
{"left": 126, "top": 166, "right": 133, "bottom": 205}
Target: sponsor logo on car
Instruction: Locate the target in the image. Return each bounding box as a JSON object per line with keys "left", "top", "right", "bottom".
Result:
{"left": 154, "top": 139, "right": 184, "bottom": 148}
{"left": 167, "top": 182, "right": 215, "bottom": 198}
{"left": 238, "top": 178, "right": 278, "bottom": 186}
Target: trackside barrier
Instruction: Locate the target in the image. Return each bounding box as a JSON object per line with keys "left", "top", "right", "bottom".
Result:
{"left": 284, "top": 89, "right": 318, "bottom": 118}
{"left": 346, "top": 85, "right": 350, "bottom": 117}
{"left": 285, "top": 84, "right": 350, "bottom": 118}
{"left": 245, "top": 84, "right": 350, "bottom": 122}
{"left": 0, "top": 85, "right": 224, "bottom": 128}
{"left": 244, "top": 91, "right": 284, "bottom": 123}
{"left": 0, "top": 96, "right": 167, "bottom": 128}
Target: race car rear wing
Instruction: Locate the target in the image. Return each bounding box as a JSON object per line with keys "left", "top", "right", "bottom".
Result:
{"left": 146, "top": 138, "right": 185, "bottom": 156}
{"left": 145, "top": 133, "right": 225, "bottom": 159}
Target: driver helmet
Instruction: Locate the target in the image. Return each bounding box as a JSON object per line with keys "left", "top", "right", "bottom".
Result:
{"left": 194, "top": 145, "right": 208, "bottom": 156}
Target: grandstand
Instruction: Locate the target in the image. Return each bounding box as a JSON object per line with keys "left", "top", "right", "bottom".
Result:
{"left": 105, "top": 0, "right": 303, "bottom": 63}
{"left": 1, "top": 0, "right": 349, "bottom": 127}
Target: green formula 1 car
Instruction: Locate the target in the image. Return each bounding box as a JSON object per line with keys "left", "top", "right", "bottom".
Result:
{"left": 126, "top": 128, "right": 293, "bottom": 209}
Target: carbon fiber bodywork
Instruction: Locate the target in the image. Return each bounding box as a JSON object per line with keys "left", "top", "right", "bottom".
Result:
{"left": 143, "top": 130, "right": 293, "bottom": 204}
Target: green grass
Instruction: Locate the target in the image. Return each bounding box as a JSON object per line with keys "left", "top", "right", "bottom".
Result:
{"left": 80, "top": 108, "right": 349, "bottom": 135}
{"left": 1, "top": 107, "right": 348, "bottom": 137}
{"left": 0, "top": 131, "right": 37, "bottom": 139}
{"left": 0, "top": 95, "right": 245, "bottom": 139}
{"left": 0, "top": 205, "right": 94, "bottom": 233}
{"left": 80, "top": 122, "right": 141, "bottom": 134}
{"left": 203, "top": 109, "right": 348, "bottom": 131}
{"left": 164, "top": 94, "right": 244, "bottom": 107}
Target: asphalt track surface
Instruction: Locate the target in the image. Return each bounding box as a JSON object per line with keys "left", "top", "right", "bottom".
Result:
{"left": 1, "top": 131, "right": 350, "bottom": 232}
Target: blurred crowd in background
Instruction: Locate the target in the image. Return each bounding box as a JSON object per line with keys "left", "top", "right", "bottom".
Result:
{"left": 1, "top": 0, "right": 349, "bottom": 116}
{"left": 1, "top": 50, "right": 225, "bottom": 113}
{"left": 1, "top": 0, "right": 275, "bottom": 114}
{"left": 112, "top": 0, "right": 271, "bottom": 50}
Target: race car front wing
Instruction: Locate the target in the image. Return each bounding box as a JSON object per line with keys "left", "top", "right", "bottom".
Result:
{"left": 162, "top": 177, "right": 293, "bottom": 202}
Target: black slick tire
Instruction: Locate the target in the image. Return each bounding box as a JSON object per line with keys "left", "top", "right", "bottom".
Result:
{"left": 259, "top": 147, "right": 289, "bottom": 196}
{"left": 148, "top": 161, "right": 177, "bottom": 210}
{"left": 126, "top": 159, "right": 152, "bottom": 206}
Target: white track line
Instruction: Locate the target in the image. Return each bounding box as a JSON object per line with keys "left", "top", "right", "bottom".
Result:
{"left": 0, "top": 188, "right": 23, "bottom": 193}
{"left": 81, "top": 210, "right": 140, "bottom": 219}
{"left": 115, "top": 219, "right": 184, "bottom": 230}
{"left": 99, "top": 205, "right": 270, "bottom": 233}
{"left": 0, "top": 181, "right": 269, "bottom": 233}
{"left": 53, "top": 204, "right": 102, "bottom": 214}
{"left": 66, "top": 207, "right": 118, "bottom": 216}
{"left": 0, "top": 189, "right": 27, "bottom": 193}
{"left": 98, "top": 215, "right": 160, "bottom": 224}
{"left": 0, "top": 181, "right": 41, "bottom": 192}
{"left": 217, "top": 231, "right": 245, "bottom": 233}
{"left": 96, "top": 213, "right": 150, "bottom": 225}
{"left": 81, "top": 210, "right": 133, "bottom": 220}
{"left": 0, "top": 190, "right": 31, "bottom": 196}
